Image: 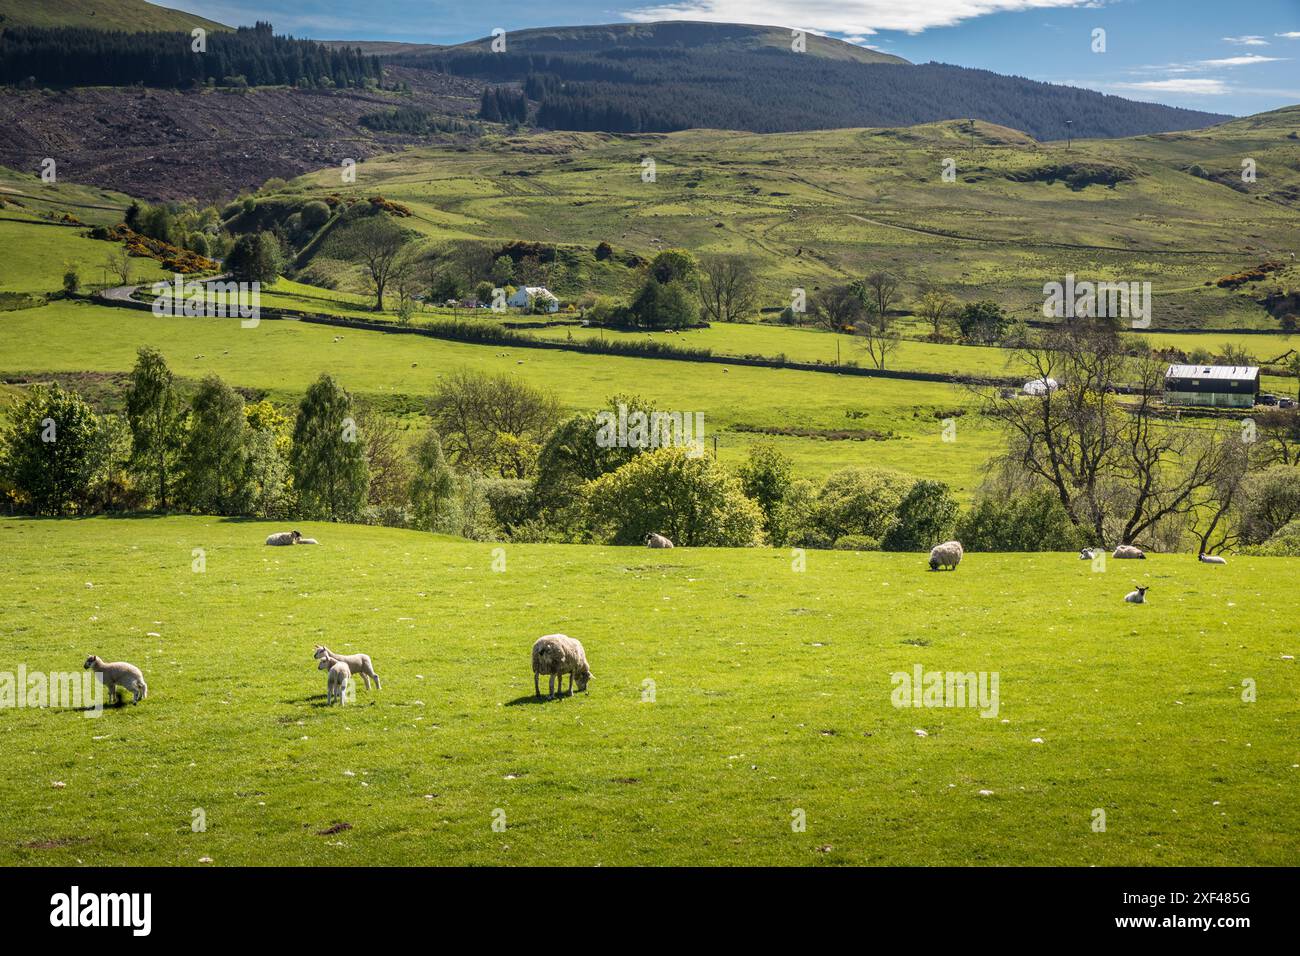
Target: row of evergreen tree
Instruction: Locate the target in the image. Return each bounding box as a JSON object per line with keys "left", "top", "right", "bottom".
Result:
{"left": 0, "top": 22, "right": 380, "bottom": 90}
{"left": 393, "top": 46, "right": 1225, "bottom": 140}
{"left": 477, "top": 87, "right": 528, "bottom": 124}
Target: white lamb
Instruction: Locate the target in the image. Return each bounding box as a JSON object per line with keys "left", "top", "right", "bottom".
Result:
{"left": 297, "top": 537, "right": 319, "bottom": 545}
{"left": 266, "top": 530, "right": 301, "bottom": 546}
{"left": 319, "top": 657, "right": 350, "bottom": 706}
{"left": 1079, "top": 547, "right": 1097, "bottom": 561}
{"left": 313, "top": 645, "right": 380, "bottom": 690}
{"left": 1113, "top": 544, "right": 1146, "bottom": 560}
{"left": 1198, "top": 553, "right": 1227, "bottom": 565}
{"left": 531, "top": 634, "right": 593, "bottom": 699}
{"left": 645, "top": 532, "right": 674, "bottom": 549}
{"left": 83, "top": 655, "right": 148, "bottom": 705}
{"left": 928, "top": 540, "right": 963, "bottom": 571}
{"left": 1124, "top": 585, "right": 1149, "bottom": 604}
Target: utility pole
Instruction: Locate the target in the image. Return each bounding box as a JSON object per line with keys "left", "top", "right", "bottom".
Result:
{"left": 1065, "top": 119, "right": 1073, "bottom": 150}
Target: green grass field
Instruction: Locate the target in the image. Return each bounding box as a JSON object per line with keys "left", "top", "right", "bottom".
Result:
{"left": 288, "top": 109, "right": 1300, "bottom": 329}
{"left": 0, "top": 516, "right": 1295, "bottom": 866}
{"left": 0, "top": 299, "right": 1000, "bottom": 489}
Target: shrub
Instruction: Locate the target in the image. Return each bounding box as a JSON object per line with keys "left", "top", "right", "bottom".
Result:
{"left": 833, "top": 534, "right": 880, "bottom": 551}
{"left": 583, "top": 446, "right": 764, "bottom": 547}
{"left": 803, "top": 466, "right": 912, "bottom": 543}
{"left": 955, "top": 488, "right": 1087, "bottom": 551}
{"left": 882, "top": 479, "right": 959, "bottom": 551}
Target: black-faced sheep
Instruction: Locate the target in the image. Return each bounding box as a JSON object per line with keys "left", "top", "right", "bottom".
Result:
{"left": 928, "top": 540, "right": 963, "bottom": 571}
{"left": 83, "top": 655, "right": 148, "bottom": 705}
{"left": 313, "top": 645, "right": 380, "bottom": 690}
{"left": 645, "top": 532, "right": 674, "bottom": 549}
{"left": 531, "top": 634, "right": 592, "bottom": 699}
{"left": 1124, "top": 585, "right": 1149, "bottom": 604}
{"left": 266, "top": 530, "right": 301, "bottom": 546}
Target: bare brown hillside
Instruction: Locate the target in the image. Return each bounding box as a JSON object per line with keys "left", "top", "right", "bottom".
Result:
{"left": 0, "top": 67, "right": 483, "bottom": 201}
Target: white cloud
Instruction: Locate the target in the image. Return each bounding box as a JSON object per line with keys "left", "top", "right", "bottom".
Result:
{"left": 621, "top": 0, "right": 1093, "bottom": 35}
{"left": 1276, "top": 32, "right": 1300, "bottom": 39}
{"left": 1222, "top": 36, "right": 1268, "bottom": 46}
{"left": 1112, "top": 78, "right": 1230, "bottom": 95}
{"left": 1198, "top": 54, "right": 1285, "bottom": 67}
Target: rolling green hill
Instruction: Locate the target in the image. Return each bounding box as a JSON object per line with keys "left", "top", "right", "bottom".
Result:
{"left": 284, "top": 108, "right": 1300, "bottom": 330}
{"left": 0, "top": 0, "right": 229, "bottom": 31}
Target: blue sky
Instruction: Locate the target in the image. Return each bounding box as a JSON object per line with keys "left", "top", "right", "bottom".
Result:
{"left": 172, "top": 0, "right": 1300, "bottom": 115}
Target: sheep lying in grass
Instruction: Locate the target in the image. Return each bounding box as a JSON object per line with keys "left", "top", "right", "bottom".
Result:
{"left": 928, "top": 540, "right": 963, "bottom": 571}
{"left": 645, "top": 532, "right": 674, "bottom": 549}
{"left": 83, "top": 655, "right": 148, "bottom": 705}
{"left": 1113, "top": 544, "right": 1146, "bottom": 560}
{"left": 266, "top": 530, "right": 301, "bottom": 546}
{"left": 1124, "top": 585, "right": 1149, "bottom": 604}
{"left": 313, "top": 645, "right": 380, "bottom": 690}
{"left": 297, "top": 537, "right": 319, "bottom": 545}
{"left": 319, "top": 657, "right": 350, "bottom": 706}
{"left": 1199, "top": 552, "right": 1227, "bottom": 565}
{"left": 1079, "top": 547, "right": 1097, "bottom": 561}
{"left": 532, "top": 634, "right": 592, "bottom": 699}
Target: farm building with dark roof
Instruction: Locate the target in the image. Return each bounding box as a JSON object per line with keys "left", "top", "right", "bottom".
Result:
{"left": 1162, "top": 364, "right": 1260, "bottom": 409}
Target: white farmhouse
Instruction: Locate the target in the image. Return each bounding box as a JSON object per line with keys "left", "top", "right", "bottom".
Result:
{"left": 507, "top": 286, "right": 560, "bottom": 313}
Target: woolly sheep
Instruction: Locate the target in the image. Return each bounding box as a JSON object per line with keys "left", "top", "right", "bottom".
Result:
{"left": 83, "top": 655, "right": 147, "bottom": 705}
{"left": 645, "top": 532, "right": 674, "bottom": 549}
{"left": 313, "top": 645, "right": 380, "bottom": 690}
{"left": 1113, "top": 544, "right": 1146, "bottom": 560}
{"left": 1079, "top": 547, "right": 1097, "bottom": 561}
{"left": 531, "top": 634, "right": 592, "bottom": 699}
{"left": 928, "top": 540, "right": 963, "bottom": 571}
{"left": 1198, "top": 553, "right": 1227, "bottom": 565}
{"left": 1124, "top": 585, "right": 1149, "bottom": 604}
{"left": 266, "top": 530, "right": 301, "bottom": 546}
{"left": 319, "top": 657, "right": 350, "bottom": 706}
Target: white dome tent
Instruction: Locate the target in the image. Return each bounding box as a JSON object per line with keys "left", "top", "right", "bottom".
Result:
{"left": 1023, "top": 377, "right": 1059, "bottom": 396}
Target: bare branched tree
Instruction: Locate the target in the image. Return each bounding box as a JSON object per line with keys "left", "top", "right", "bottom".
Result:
{"left": 975, "top": 320, "right": 1248, "bottom": 549}
{"left": 697, "top": 255, "right": 758, "bottom": 323}
{"left": 809, "top": 285, "right": 863, "bottom": 333}
{"left": 328, "top": 213, "right": 407, "bottom": 311}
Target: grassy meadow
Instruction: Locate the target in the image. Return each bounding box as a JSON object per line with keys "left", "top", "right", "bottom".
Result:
{"left": 0, "top": 298, "right": 998, "bottom": 489}
{"left": 0, "top": 516, "right": 1295, "bottom": 866}
{"left": 289, "top": 109, "right": 1300, "bottom": 329}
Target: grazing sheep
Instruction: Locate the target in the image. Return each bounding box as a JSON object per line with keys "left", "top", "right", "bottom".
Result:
{"left": 313, "top": 645, "right": 380, "bottom": 690}
{"left": 1113, "top": 544, "right": 1146, "bottom": 560}
{"left": 266, "top": 530, "right": 301, "bottom": 546}
{"left": 645, "top": 532, "right": 674, "bottom": 549}
{"left": 928, "top": 540, "right": 964, "bottom": 571}
{"left": 531, "top": 634, "right": 592, "bottom": 700}
{"left": 1124, "top": 585, "right": 1149, "bottom": 604}
{"left": 319, "top": 657, "right": 350, "bottom": 706}
{"left": 1199, "top": 553, "right": 1227, "bottom": 565}
{"left": 83, "top": 655, "right": 147, "bottom": 705}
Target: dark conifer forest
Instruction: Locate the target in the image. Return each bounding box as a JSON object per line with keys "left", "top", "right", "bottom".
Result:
{"left": 413, "top": 46, "right": 1229, "bottom": 140}
{"left": 0, "top": 22, "right": 380, "bottom": 89}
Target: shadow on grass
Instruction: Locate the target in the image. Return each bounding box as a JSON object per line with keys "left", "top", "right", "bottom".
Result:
{"left": 504, "top": 692, "right": 589, "bottom": 706}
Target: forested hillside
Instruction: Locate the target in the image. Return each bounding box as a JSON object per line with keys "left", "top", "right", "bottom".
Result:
{"left": 426, "top": 50, "right": 1228, "bottom": 139}
{"left": 0, "top": 21, "right": 380, "bottom": 88}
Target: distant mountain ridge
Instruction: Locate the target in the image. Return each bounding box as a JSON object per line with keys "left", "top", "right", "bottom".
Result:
{"left": 387, "top": 22, "right": 1228, "bottom": 141}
